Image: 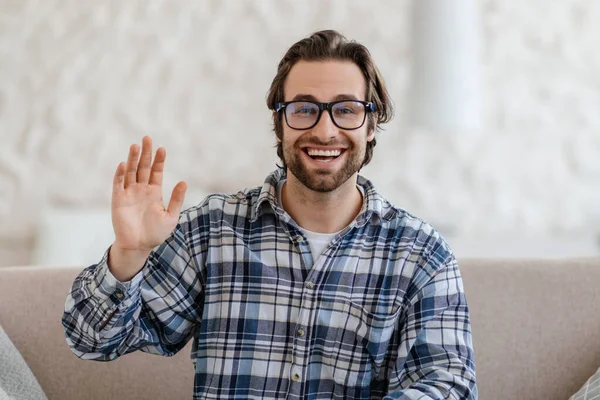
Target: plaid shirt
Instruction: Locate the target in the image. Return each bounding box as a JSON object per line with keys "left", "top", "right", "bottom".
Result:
{"left": 62, "top": 169, "right": 477, "bottom": 399}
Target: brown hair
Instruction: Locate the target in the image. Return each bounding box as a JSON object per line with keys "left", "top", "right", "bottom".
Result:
{"left": 266, "top": 30, "right": 394, "bottom": 169}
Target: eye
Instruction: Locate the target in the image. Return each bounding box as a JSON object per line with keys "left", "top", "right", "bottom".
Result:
{"left": 290, "top": 104, "right": 318, "bottom": 116}
{"left": 333, "top": 106, "right": 358, "bottom": 116}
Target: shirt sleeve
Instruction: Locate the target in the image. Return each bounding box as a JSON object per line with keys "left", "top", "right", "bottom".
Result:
{"left": 383, "top": 253, "right": 478, "bottom": 399}
{"left": 61, "top": 213, "right": 206, "bottom": 361}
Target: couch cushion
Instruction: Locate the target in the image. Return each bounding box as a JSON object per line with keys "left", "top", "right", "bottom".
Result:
{"left": 0, "top": 325, "right": 47, "bottom": 400}
{"left": 0, "top": 266, "right": 194, "bottom": 400}
{"left": 460, "top": 258, "right": 600, "bottom": 400}
{"left": 569, "top": 367, "right": 600, "bottom": 400}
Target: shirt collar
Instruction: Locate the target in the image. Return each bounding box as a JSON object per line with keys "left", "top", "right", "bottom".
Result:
{"left": 251, "top": 168, "right": 391, "bottom": 226}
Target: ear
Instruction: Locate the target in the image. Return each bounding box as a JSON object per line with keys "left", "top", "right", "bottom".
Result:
{"left": 367, "top": 111, "right": 377, "bottom": 142}
{"left": 367, "top": 126, "right": 376, "bottom": 142}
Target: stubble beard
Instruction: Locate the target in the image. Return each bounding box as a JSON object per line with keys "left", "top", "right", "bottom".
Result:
{"left": 283, "top": 139, "right": 365, "bottom": 193}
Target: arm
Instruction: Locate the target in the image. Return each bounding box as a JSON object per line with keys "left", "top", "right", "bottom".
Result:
{"left": 383, "top": 255, "right": 477, "bottom": 399}
{"left": 61, "top": 217, "right": 205, "bottom": 361}
{"left": 61, "top": 136, "right": 202, "bottom": 361}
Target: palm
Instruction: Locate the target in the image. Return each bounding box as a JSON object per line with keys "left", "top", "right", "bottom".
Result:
{"left": 112, "top": 183, "right": 174, "bottom": 251}
{"left": 111, "top": 136, "right": 187, "bottom": 252}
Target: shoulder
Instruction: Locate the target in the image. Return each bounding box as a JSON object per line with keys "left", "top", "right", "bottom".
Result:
{"left": 359, "top": 176, "right": 452, "bottom": 262}
{"left": 378, "top": 197, "right": 455, "bottom": 267}
{"left": 373, "top": 200, "right": 463, "bottom": 303}
{"left": 178, "top": 185, "right": 264, "bottom": 224}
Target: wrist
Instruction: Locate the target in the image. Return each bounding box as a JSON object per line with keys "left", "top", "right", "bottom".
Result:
{"left": 108, "top": 244, "right": 151, "bottom": 282}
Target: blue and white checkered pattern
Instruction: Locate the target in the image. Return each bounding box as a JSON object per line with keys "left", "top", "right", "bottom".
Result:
{"left": 62, "top": 169, "right": 477, "bottom": 399}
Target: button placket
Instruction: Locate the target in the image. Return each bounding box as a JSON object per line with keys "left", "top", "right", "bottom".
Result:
{"left": 290, "top": 277, "right": 317, "bottom": 388}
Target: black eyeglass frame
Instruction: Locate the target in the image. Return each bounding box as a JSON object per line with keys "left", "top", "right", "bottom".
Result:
{"left": 274, "top": 100, "right": 375, "bottom": 131}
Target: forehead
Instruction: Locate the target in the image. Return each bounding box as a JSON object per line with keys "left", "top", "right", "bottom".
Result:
{"left": 284, "top": 60, "right": 366, "bottom": 101}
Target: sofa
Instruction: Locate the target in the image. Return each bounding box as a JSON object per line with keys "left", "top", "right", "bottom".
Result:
{"left": 0, "top": 258, "right": 599, "bottom": 400}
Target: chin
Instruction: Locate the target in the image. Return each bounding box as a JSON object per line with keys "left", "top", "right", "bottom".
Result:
{"left": 284, "top": 148, "right": 362, "bottom": 193}
{"left": 296, "top": 168, "right": 354, "bottom": 193}
{"left": 305, "top": 180, "right": 340, "bottom": 193}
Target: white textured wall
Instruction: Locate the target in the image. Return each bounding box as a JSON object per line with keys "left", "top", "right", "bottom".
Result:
{"left": 1, "top": 0, "right": 599, "bottom": 265}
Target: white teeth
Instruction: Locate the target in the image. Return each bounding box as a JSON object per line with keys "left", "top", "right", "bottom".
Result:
{"left": 306, "top": 149, "right": 342, "bottom": 157}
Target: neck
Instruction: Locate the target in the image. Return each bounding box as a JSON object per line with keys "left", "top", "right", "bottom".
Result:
{"left": 281, "top": 172, "right": 363, "bottom": 233}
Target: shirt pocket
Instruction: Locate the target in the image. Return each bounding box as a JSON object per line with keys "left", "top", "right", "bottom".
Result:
{"left": 326, "top": 299, "right": 400, "bottom": 388}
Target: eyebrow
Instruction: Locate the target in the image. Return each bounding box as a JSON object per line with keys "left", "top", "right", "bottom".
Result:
{"left": 290, "top": 94, "right": 361, "bottom": 102}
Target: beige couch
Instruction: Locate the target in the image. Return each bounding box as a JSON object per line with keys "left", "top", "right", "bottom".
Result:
{"left": 1, "top": 258, "right": 599, "bottom": 400}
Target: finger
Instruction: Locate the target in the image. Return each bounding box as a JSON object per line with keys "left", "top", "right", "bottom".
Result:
{"left": 124, "top": 144, "right": 140, "bottom": 188}
{"left": 136, "top": 136, "right": 153, "bottom": 184}
{"left": 149, "top": 147, "right": 166, "bottom": 186}
{"left": 113, "top": 162, "right": 126, "bottom": 194}
{"left": 167, "top": 181, "right": 187, "bottom": 216}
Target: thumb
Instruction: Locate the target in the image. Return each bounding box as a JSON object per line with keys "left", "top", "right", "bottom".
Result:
{"left": 167, "top": 181, "right": 187, "bottom": 216}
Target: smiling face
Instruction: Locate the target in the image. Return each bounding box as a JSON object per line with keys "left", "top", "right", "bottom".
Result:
{"left": 280, "top": 60, "right": 375, "bottom": 193}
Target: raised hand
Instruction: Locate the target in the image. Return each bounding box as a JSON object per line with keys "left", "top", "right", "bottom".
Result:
{"left": 108, "top": 136, "right": 187, "bottom": 281}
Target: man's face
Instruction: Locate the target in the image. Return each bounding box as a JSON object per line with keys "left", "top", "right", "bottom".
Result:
{"left": 280, "top": 60, "right": 374, "bottom": 193}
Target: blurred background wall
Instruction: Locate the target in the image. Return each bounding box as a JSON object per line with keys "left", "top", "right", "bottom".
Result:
{"left": 1, "top": 0, "right": 599, "bottom": 266}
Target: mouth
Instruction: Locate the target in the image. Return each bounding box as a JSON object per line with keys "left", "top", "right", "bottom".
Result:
{"left": 301, "top": 147, "right": 347, "bottom": 163}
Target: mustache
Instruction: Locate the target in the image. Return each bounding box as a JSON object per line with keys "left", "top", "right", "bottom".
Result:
{"left": 294, "top": 138, "right": 352, "bottom": 148}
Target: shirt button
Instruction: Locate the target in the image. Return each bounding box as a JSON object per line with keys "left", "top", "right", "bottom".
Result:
{"left": 295, "top": 235, "right": 304, "bottom": 243}
{"left": 292, "top": 373, "right": 301, "bottom": 382}
{"left": 297, "top": 328, "right": 305, "bottom": 337}
{"left": 306, "top": 281, "right": 315, "bottom": 290}
{"left": 115, "top": 291, "right": 124, "bottom": 299}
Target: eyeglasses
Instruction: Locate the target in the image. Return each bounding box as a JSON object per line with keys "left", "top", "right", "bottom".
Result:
{"left": 275, "top": 100, "right": 375, "bottom": 130}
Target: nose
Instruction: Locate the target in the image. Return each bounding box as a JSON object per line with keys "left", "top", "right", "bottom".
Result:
{"left": 311, "top": 109, "right": 339, "bottom": 141}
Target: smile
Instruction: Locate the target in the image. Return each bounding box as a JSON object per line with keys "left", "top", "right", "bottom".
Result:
{"left": 302, "top": 147, "right": 346, "bottom": 163}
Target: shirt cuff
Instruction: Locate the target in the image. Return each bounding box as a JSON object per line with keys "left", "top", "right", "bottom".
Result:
{"left": 89, "top": 247, "right": 145, "bottom": 331}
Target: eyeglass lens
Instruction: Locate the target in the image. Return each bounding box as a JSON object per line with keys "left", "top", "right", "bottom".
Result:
{"left": 285, "top": 101, "right": 366, "bottom": 129}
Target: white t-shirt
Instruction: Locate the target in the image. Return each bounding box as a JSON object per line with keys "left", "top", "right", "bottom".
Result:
{"left": 277, "top": 180, "right": 363, "bottom": 263}
{"left": 299, "top": 228, "right": 338, "bottom": 263}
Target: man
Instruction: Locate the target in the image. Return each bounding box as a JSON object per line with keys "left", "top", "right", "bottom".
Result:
{"left": 62, "top": 30, "right": 477, "bottom": 399}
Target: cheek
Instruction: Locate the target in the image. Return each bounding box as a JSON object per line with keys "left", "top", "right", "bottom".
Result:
{"left": 351, "top": 128, "right": 373, "bottom": 146}
{"left": 282, "top": 127, "right": 303, "bottom": 147}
